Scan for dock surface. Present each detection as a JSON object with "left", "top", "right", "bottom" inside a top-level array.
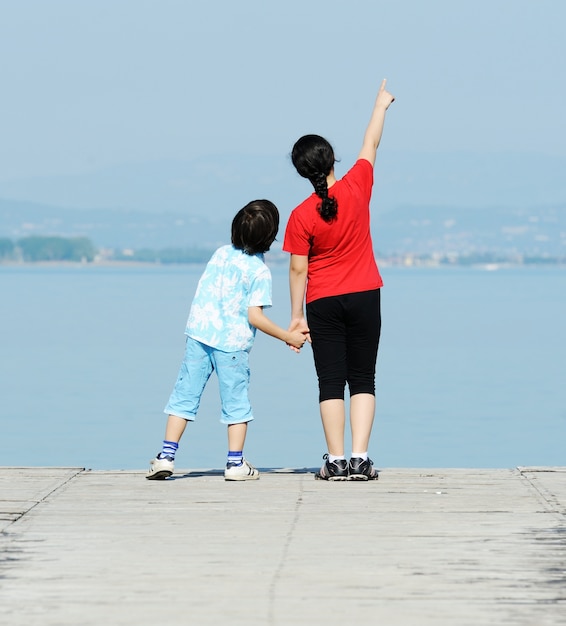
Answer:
[{"left": 1, "top": 467, "right": 565, "bottom": 625}]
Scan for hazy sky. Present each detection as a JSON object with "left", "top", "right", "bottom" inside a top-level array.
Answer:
[{"left": 1, "top": 0, "right": 565, "bottom": 182}]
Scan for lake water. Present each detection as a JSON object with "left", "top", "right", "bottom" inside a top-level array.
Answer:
[{"left": 0, "top": 263, "right": 565, "bottom": 470}]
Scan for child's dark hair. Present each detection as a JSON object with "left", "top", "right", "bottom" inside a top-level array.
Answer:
[
  {"left": 231, "top": 199, "right": 280, "bottom": 255},
  {"left": 291, "top": 134, "right": 338, "bottom": 222}
]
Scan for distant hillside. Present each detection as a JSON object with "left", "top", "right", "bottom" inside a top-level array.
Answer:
[
  {"left": 375, "top": 204, "right": 566, "bottom": 256},
  {"left": 1, "top": 197, "right": 564, "bottom": 258},
  {"left": 1, "top": 149, "right": 565, "bottom": 256},
  {"left": 0, "top": 198, "right": 226, "bottom": 249},
  {"left": 1, "top": 151, "right": 565, "bottom": 218}
]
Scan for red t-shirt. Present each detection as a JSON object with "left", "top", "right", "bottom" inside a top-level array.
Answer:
[{"left": 283, "top": 158, "right": 383, "bottom": 304}]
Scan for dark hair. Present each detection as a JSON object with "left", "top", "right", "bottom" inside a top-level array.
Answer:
[
  {"left": 291, "top": 134, "right": 338, "bottom": 222},
  {"left": 231, "top": 199, "right": 279, "bottom": 255}
]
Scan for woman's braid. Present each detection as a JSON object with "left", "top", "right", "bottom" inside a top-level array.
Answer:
[{"left": 312, "top": 172, "right": 337, "bottom": 222}]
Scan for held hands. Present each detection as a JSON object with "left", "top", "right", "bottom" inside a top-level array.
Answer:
[
  {"left": 286, "top": 317, "right": 311, "bottom": 353},
  {"left": 287, "top": 329, "right": 308, "bottom": 352},
  {"left": 376, "top": 78, "right": 395, "bottom": 110}
]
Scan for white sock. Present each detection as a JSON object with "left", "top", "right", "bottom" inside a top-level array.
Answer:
[
  {"left": 328, "top": 454, "right": 345, "bottom": 463},
  {"left": 351, "top": 452, "right": 368, "bottom": 461}
]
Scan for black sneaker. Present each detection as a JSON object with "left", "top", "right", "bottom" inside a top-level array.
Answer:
[
  {"left": 314, "top": 454, "right": 349, "bottom": 481},
  {"left": 348, "top": 457, "right": 379, "bottom": 481}
]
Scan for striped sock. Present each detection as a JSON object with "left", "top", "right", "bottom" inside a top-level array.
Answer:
[
  {"left": 159, "top": 440, "right": 179, "bottom": 460},
  {"left": 227, "top": 450, "right": 243, "bottom": 467}
]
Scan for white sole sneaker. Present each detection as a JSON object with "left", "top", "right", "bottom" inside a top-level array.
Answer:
[
  {"left": 224, "top": 458, "right": 260, "bottom": 481},
  {"left": 146, "top": 456, "right": 174, "bottom": 480}
]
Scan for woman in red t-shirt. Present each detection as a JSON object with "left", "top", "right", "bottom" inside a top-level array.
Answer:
[{"left": 283, "top": 79, "right": 395, "bottom": 481}]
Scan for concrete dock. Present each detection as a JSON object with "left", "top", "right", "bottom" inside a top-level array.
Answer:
[{"left": 1, "top": 467, "right": 565, "bottom": 625}]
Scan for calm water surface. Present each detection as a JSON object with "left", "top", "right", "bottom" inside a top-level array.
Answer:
[{"left": 0, "top": 264, "right": 564, "bottom": 470}]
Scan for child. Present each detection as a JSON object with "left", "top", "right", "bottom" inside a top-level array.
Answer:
[{"left": 147, "top": 199, "right": 307, "bottom": 481}]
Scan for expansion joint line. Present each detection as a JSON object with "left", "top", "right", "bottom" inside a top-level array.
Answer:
[
  {"left": 6, "top": 468, "right": 87, "bottom": 529},
  {"left": 518, "top": 468, "right": 565, "bottom": 522},
  {"left": 266, "top": 475, "right": 305, "bottom": 625}
]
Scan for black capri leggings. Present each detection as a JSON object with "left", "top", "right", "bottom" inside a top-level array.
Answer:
[{"left": 306, "top": 289, "right": 381, "bottom": 403}]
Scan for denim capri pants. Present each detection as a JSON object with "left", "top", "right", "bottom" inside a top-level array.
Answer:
[{"left": 164, "top": 336, "right": 253, "bottom": 425}]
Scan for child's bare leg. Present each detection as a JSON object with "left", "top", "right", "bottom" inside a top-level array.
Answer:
[
  {"left": 165, "top": 414, "right": 189, "bottom": 443},
  {"left": 349, "top": 393, "right": 375, "bottom": 454},
  {"left": 224, "top": 421, "right": 258, "bottom": 479},
  {"left": 227, "top": 422, "right": 248, "bottom": 451},
  {"left": 319, "top": 399, "right": 346, "bottom": 456},
  {"left": 147, "top": 414, "right": 188, "bottom": 480}
]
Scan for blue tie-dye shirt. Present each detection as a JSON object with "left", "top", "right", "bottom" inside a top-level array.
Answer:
[{"left": 186, "top": 245, "right": 272, "bottom": 352}]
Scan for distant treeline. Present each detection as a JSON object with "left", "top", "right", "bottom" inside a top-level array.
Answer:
[
  {"left": 0, "top": 236, "right": 96, "bottom": 262},
  {"left": 0, "top": 236, "right": 215, "bottom": 264}
]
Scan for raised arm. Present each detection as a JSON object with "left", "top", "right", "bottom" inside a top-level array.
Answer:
[{"left": 357, "top": 79, "right": 395, "bottom": 167}]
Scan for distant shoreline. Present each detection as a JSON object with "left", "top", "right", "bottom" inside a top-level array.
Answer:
[
  {"left": 3, "top": 235, "right": 565, "bottom": 268},
  {"left": 1, "top": 259, "right": 565, "bottom": 270}
]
